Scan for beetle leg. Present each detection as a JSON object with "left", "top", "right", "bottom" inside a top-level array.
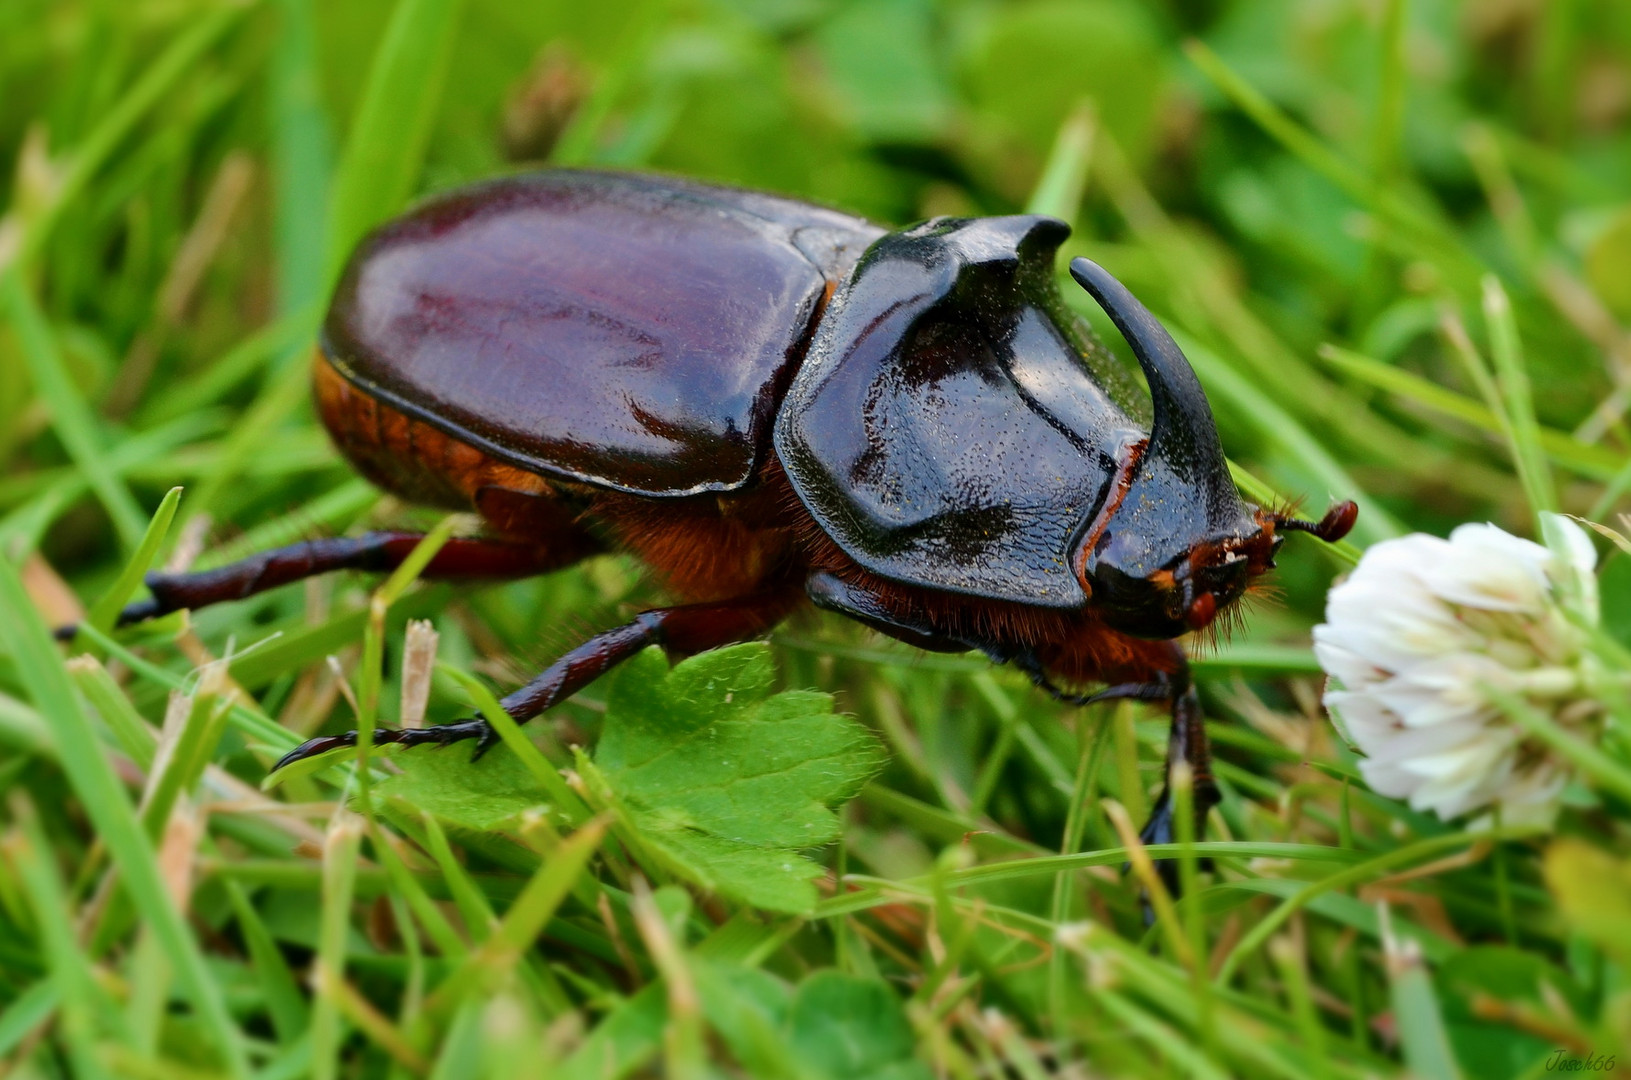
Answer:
[
  {"left": 805, "top": 572, "right": 973, "bottom": 653},
  {"left": 272, "top": 589, "right": 801, "bottom": 771},
  {"left": 1011, "top": 650, "right": 1176, "bottom": 708},
  {"left": 54, "top": 529, "right": 602, "bottom": 640},
  {"left": 1021, "top": 654, "right": 1218, "bottom": 907},
  {"left": 1138, "top": 676, "right": 1221, "bottom": 902}
]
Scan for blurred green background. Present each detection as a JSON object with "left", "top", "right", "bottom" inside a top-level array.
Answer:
[{"left": 4, "top": 0, "right": 1631, "bottom": 1076}]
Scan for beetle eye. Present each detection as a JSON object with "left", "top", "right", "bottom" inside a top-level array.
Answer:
[{"left": 1185, "top": 592, "right": 1216, "bottom": 631}]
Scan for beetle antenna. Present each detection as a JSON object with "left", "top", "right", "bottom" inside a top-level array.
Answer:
[{"left": 1273, "top": 500, "right": 1358, "bottom": 544}]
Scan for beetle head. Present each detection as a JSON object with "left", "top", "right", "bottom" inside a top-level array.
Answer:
[
  {"left": 1066, "top": 258, "right": 1360, "bottom": 637},
  {"left": 1067, "top": 258, "right": 1274, "bottom": 638}
]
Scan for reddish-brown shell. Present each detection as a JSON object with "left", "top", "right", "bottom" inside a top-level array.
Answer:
[{"left": 322, "top": 169, "right": 883, "bottom": 497}]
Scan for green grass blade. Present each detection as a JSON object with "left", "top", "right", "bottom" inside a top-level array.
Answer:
[
  {"left": 1269, "top": 937, "right": 1331, "bottom": 1080},
  {"left": 8, "top": 798, "right": 118, "bottom": 1080},
  {"left": 72, "top": 622, "right": 302, "bottom": 768},
  {"left": 186, "top": 357, "right": 314, "bottom": 525},
  {"left": 1318, "top": 344, "right": 1621, "bottom": 481},
  {"left": 1025, "top": 102, "right": 1095, "bottom": 221},
  {"left": 1175, "top": 329, "right": 1402, "bottom": 543},
  {"left": 813, "top": 841, "right": 1368, "bottom": 920},
  {"left": 268, "top": 0, "right": 332, "bottom": 321},
  {"left": 232, "top": 583, "right": 450, "bottom": 694},
  {"left": 197, "top": 478, "right": 377, "bottom": 569},
  {"left": 418, "top": 812, "right": 499, "bottom": 941},
  {"left": 6, "top": 4, "right": 248, "bottom": 269},
  {"left": 1589, "top": 453, "right": 1631, "bottom": 520},
  {"left": 84, "top": 486, "right": 181, "bottom": 638},
  {"left": 0, "top": 979, "right": 59, "bottom": 1058},
  {"left": 1191, "top": 644, "right": 1321, "bottom": 675},
  {"left": 368, "top": 823, "right": 470, "bottom": 959},
  {"left": 0, "top": 413, "right": 220, "bottom": 542},
  {"left": 1090, "top": 991, "right": 1232, "bottom": 1080},
  {"left": 68, "top": 655, "right": 159, "bottom": 770},
  {"left": 0, "top": 554, "right": 251, "bottom": 1077},
  {"left": 1, "top": 272, "right": 147, "bottom": 548},
  {"left": 222, "top": 879, "right": 310, "bottom": 1042},
  {"left": 312, "top": 812, "right": 364, "bottom": 1080},
  {"left": 143, "top": 304, "right": 321, "bottom": 422},
  {"left": 1369, "top": 0, "right": 1407, "bottom": 187},
  {"left": 438, "top": 664, "right": 591, "bottom": 826},
  {"left": 426, "top": 818, "right": 607, "bottom": 1011},
  {"left": 1381, "top": 905, "right": 1463, "bottom": 1080},
  {"left": 1213, "top": 826, "right": 1544, "bottom": 985},
  {"left": 139, "top": 675, "right": 232, "bottom": 841},
  {"left": 1483, "top": 276, "right": 1558, "bottom": 516},
  {"left": 1183, "top": 39, "right": 1477, "bottom": 283}
]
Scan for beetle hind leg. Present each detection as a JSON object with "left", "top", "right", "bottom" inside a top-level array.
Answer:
[{"left": 54, "top": 529, "right": 603, "bottom": 641}]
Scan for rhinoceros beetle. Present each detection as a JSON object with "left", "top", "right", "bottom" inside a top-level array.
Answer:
[{"left": 87, "top": 170, "right": 1355, "bottom": 867}]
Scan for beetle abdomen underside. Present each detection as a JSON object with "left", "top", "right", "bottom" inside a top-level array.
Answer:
[{"left": 322, "top": 170, "right": 882, "bottom": 497}]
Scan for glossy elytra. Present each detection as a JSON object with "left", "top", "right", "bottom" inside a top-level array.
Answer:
[{"left": 77, "top": 170, "right": 1356, "bottom": 884}]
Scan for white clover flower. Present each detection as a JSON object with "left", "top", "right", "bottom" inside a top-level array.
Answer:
[{"left": 1313, "top": 514, "right": 1601, "bottom": 827}]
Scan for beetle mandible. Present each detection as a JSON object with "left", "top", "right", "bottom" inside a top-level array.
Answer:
[{"left": 88, "top": 170, "right": 1356, "bottom": 863}]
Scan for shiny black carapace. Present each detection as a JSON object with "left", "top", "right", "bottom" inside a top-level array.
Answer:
[{"left": 92, "top": 170, "right": 1356, "bottom": 858}]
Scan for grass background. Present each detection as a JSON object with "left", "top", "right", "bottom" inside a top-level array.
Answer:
[{"left": 3, "top": 0, "right": 1631, "bottom": 1075}]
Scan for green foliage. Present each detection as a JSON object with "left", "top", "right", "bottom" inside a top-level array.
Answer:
[
  {"left": 4, "top": 0, "right": 1631, "bottom": 1075},
  {"left": 583, "top": 644, "right": 885, "bottom": 912},
  {"left": 376, "top": 738, "right": 556, "bottom": 834},
  {"left": 785, "top": 972, "right": 929, "bottom": 1080},
  {"left": 380, "top": 644, "right": 884, "bottom": 912}
]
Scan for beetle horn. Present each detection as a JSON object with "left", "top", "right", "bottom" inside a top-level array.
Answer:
[
  {"left": 1067, "top": 258, "right": 1254, "bottom": 575},
  {"left": 1070, "top": 256, "right": 1242, "bottom": 483},
  {"left": 1068, "top": 258, "right": 1227, "bottom": 481}
]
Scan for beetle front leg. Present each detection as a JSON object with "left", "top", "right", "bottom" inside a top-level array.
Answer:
[
  {"left": 1139, "top": 680, "right": 1220, "bottom": 855},
  {"left": 273, "top": 589, "right": 801, "bottom": 771},
  {"left": 1058, "top": 658, "right": 1218, "bottom": 902}
]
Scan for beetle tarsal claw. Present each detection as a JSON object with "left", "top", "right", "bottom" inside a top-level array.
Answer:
[
  {"left": 273, "top": 733, "right": 357, "bottom": 772},
  {"left": 468, "top": 723, "right": 502, "bottom": 762},
  {"left": 272, "top": 718, "right": 499, "bottom": 770}
]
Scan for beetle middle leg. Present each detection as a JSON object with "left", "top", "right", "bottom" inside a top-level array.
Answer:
[{"left": 274, "top": 588, "right": 802, "bottom": 770}]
